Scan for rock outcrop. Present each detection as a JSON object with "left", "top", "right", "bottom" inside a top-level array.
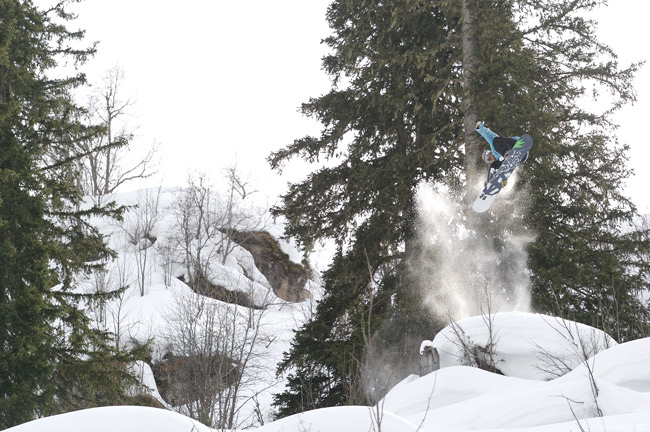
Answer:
[{"left": 228, "top": 230, "right": 311, "bottom": 302}]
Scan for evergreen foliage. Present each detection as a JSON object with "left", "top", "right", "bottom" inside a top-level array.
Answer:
[
  {"left": 0, "top": 1, "right": 144, "bottom": 427},
  {"left": 270, "top": 0, "right": 461, "bottom": 415},
  {"left": 458, "top": 0, "right": 650, "bottom": 337},
  {"left": 505, "top": 0, "right": 650, "bottom": 339},
  {"left": 270, "top": 0, "right": 650, "bottom": 417}
]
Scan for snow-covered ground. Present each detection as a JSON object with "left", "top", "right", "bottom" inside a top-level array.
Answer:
[
  {"left": 7, "top": 188, "right": 650, "bottom": 431},
  {"left": 254, "top": 315, "right": 650, "bottom": 432},
  {"left": 10, "top": 312, "right": 650, "bottom": 431}
]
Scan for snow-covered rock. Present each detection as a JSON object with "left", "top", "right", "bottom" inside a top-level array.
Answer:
[{"left": 425, "top": 312, "right": 616, "bottom": 380}]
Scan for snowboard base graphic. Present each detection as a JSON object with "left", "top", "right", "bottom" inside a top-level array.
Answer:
[{"left": 472, "top": 134, "right": 533, "bottom": 213}]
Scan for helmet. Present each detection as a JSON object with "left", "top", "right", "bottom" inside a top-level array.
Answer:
[{"left": 482, "top": 150, "right": 492, "bottom": 164}]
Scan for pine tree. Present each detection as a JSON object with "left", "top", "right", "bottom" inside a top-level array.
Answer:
[
  {"left": 270, "top": 0, "right": 461, "bottom": 413},
  {"left": 270, "top": 0, "right": 650, "bottom": 416},
  {"left": 471, "top": 0, "right": 650, "bottom": 339},
  {"left": 0, "top": 1, "right": 143, "bottom": 427}
]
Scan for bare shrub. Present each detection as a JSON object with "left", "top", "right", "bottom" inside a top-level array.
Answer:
[
  {"left": 122, "top": 188, "right": 162, "bottom": 296},
  {"left": 160, "top": 281, "right": 273, "bottom": 429},
  {"left": 168, "top": 170, "right": 268, "bottom": 303},
  {"left": 532, "top": 316, "right": 613, "bottom": 379},
  {"left": 443, "top": 286, "right": 503, "bottom": 375},
  {"left": 86, "top": 251, "right": 138, "bottom": 350},
  {"left": 77, "top": 66, "right": 158, "bottom": 204}
]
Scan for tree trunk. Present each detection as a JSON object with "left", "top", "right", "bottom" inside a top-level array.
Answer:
[
  {"left": 461, "top": 0, "right": 481, "bottom": 197},
  {"left": 0, "top": 65, "right": 8, "bottom": 106}
]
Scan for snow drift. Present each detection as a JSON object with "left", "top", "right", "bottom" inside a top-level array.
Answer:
[{"left": 9, "top": 312, "right": 650, "bottom": 432}]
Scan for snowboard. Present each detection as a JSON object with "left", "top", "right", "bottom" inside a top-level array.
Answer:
[{"left": 472, "top": 134, "right": 533, "bottom": 213}]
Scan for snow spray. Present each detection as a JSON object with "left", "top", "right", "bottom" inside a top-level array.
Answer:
[{"left": 411, "top": 181, "right": 533, "bottom": 321}]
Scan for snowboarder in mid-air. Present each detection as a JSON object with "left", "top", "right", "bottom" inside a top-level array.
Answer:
[
  {"left": 471, "top": 121, "right": 533, "bottom": 213},
  {"left": 476, "top": 121, "right": 529, "bottom": 186}
]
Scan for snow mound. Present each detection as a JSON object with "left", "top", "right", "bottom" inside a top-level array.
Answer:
[
  {"left": 381, "top": 366, "right": 541, "bottom": 417},
  {"left": 425, "top": 312, "right": 616, "bottom": 380},
  {"left": 255, "top": 405, "right": 421, "bottom": 432},
  {"left": 5, "top": 406, "right": 211, "bottom": 432},
  {"left": 388, "top": 369, "right": 650, "bottom": 430},
  {"left": 8, "top": 314, "right": 650, "bottom": 432},
  {"left": 559, "top": 336, "right": 650, "bottom": 391}
]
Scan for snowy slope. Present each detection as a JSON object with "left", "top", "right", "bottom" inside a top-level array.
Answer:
[{"left": 77, "top": 188, "right": 325, "bottom": 427}]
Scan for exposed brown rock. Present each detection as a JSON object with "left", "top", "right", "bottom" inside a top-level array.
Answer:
[
  {"left": 151, "top": 352, "right": 241, "bottom": 406},
  {"left": 228, "top": 230, "right": 311, "bottom": 302},
  {"left": 132, "top": 393, "right": 167, "bottom": 409},
  {"left": 187, "top": 271, "right": 261, "bottom": 309}
]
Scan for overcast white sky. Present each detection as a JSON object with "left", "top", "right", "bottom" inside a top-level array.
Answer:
[{"left": 64, "top": 0, "right": 650, "bottom": 210}]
